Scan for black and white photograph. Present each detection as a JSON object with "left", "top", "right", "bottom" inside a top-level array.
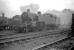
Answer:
[{"left": 0, "top": 0, "right": 73, "bottom": 50}]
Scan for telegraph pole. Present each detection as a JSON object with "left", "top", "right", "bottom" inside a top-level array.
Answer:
[{"left": 71, "top": 13, "right": 74, "bottom": 37}]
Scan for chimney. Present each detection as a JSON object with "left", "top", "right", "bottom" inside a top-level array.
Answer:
[
  {"left": 27, "top": 9, "right": 30, "bottom": 13},
  {"left": 2, "top": 13, "right": 5, "bottom": 17},
  {"left": 37, "top": 11, "right": 41, "bottom": 15}
]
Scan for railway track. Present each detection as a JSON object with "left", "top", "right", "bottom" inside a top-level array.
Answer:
[
  {"left": 0, "top": 32, "right": 60, "bottom": 43},
  {"left": 36, "top": 37, "right": 74, "bottom": 50},
  {"left": 0, "top": 29, "right": 70, "bottom": 48}
]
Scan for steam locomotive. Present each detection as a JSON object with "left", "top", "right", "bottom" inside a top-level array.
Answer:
[{"left": 0, "top": 24, "right": 38, "bottom": 33}]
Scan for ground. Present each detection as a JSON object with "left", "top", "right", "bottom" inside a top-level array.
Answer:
[{"left": 0, "top": 31, "right": 67, "bottom": 50}]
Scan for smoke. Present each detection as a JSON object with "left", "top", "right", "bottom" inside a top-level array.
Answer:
[
  {"left": 45, "top": 9, "right": 73, "bottom": 29},
  {"left": 20, "top": 4, "right": 39, "bottom": 13}
]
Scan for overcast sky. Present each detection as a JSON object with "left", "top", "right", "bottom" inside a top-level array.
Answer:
[{"left": 0, "top": 0, "right": 73, "bottom": 18}]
